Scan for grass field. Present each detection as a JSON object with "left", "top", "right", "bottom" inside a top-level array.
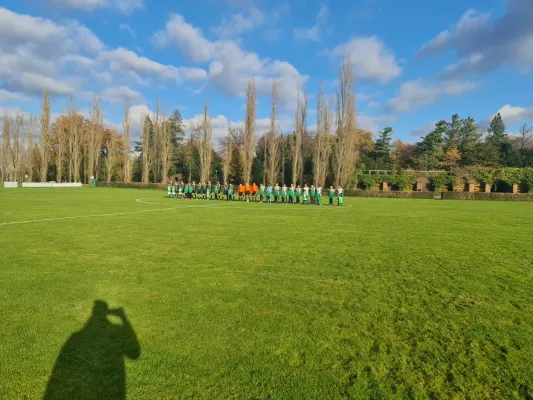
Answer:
[{"left": 1, "top": 187, "right": 532, "bottom": 399}]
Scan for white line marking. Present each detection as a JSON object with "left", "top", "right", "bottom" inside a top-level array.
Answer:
[
  {"left": 136, "top": 198, "right": 352, "bottom": 210},
  {"left": 1, "top": 198, "right": 351, "bottom": 227},
  {"left": 0, "top": 203, "right": 219, "bottom": 227}
]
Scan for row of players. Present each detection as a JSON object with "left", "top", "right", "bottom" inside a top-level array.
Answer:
[{"left": 167, "top": 182, "right": 345, "bottom": 205}]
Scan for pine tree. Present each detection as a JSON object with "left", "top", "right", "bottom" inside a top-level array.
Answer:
[
  {"left": 374, "top": 126, "right": 393, "bottom": 167},
  {"left": 444, "top": 114, "right": 461, "bottom": 150},
  {"left": 486, "top": 113, "right": 507, "bottom": 147},
  {"left": 458, "top": 117, "right": 481, "bottom": 166},
  {"left": 414, "top": 120, "right": 446, "bottom": 170}
]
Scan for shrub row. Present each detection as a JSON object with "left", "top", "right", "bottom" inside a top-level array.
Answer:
[
  {"left": 347, "top": 190, "right": 435, "bottom": 199},
  {"left": 357, "top": 168, "right": 533, "bottom": 193},
  {"left": 97, "top": 182, "right": 166, "bottom": 190},
  {"left": 441, "top": 192, "right": 533, "bottom": 201}
]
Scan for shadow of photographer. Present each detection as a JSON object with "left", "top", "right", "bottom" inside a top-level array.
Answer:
[{"left": 44, "top": 300, "right": 140, "bottom": 400}]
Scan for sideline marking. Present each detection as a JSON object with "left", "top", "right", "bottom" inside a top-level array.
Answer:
[
  {"left": 0, "top": 203, "right": 220, "bottom": 227},
  {"left": 135, "top": 197, "right": 352, "bottom": 210},
  {"left": 0, "top": 199, "right": 351, "bottom": 227}
]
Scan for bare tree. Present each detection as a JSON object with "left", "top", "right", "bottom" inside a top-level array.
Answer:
[
  {"left": 334, "top": 58, "right": 359, "bottom": 187},
  {"left": 12, "top": 115, "right": 22, "bottom": 181},
  {"left": 198, "top": 102, "right": 213, "bottom": 183},
  {"left": 243, "top": 79, "right": 256, "bottom": 183},
  {"left": 314, "top": 82, "right": 333, "bottom": 187},
  {"left": 39, "top": 89, "right": 51, "bottom": 182},
  {"left": 222, "top": 124, "right": 233, "bottom": 184},
  {"left": 68, "top": 100, "right": 82, "bottom": 183},
  {"left": 123, "top": 99, "right": 131, "bottom": 183},
  {"left": 518, "top": 123, "right": 533, "bottom": 149},
  {"left": 106, "top": 127, "right": 116, "bottom": 183},
  {"left": 1, "top": 114, "right": 11, "bottom": 181},
  {"left": 141, "top": 114, "right": 150, "bottom": 184},
  {"left": 266, "top": 80, "right": 280, "bottom": 185},
  {"left": 88, "top": 95, "right": 104, "bottom": 183},
  {"left": 149, "top": 100, "right": 162, "bottom": 182},
  {"left": 292, "top": 84, "right": 307, "bottom": 185},
  {"left": 160, "top": 105, "right": 172, "bottom": 183},
  {"left": 27, "top": 115, "right": 36, "bottom": 182},
  {"left": 55, "top": 111, "right": 67, "bottom": 183}
]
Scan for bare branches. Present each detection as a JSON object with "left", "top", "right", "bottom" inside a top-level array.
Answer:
[
  {"left": 141, "top": 113, "right": 149, "bottom": 184},
  {"left": 334, "top": 58, "right": 359, "bottom": 187},
  {"left": 222, "top": 124, "right": 233, "bottom": 184},
  {"left": 198, "top": 101, "right": 213, "bottom": 183},
  {"left": 88, "top": 94, "right": 104, "bottom": 182},
  {"left": 1, "top": 114, "right": 11, "bottom": 181},
  {"left": 292, "top": 84, "right": 307, "bottom": 185},
  {"left": 518, "top": 123, "right": 533, "bottom": 150},
  {"left": 39, "top": 89, "right": 51, "bottom": 182},
  {"left": 160, "top": 104, "right": 172, "bottom": 183},
  {"left": 27, "top": 115, "right": 35, "bottom": 182},
  {"left": 244, "top": 79, "right": 256, "bottom": 183},
  {"left": 123, "top": 98, "right": 131, "bottom": 183},
  {"left": 266, "top": 80, "right": 280, "bottom": 185},
  {"left": 314, "top": 81, "right": 333, "bottom": 187}
]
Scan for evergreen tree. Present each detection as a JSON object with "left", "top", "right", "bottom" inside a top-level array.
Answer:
[
  {"left": 486, "top": 113, "right": 507, "bottom": 147},
  {"left": 414, "top": 121, "right": 446, "bottom": 170},
  {"left": 444, "top": 114, "right": 461, "bottom": 150},
  {"left": 457, "top": 117, "right": 481, "bottom": 166},
  {"left": 373, "top": 126, "right": 393, "bottom": 168}
]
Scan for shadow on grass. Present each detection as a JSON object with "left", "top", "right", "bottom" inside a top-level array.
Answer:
[{"left": 43, "top": 300, "right": 140, "bottom": 400}]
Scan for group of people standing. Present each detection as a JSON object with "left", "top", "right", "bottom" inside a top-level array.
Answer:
[{"left": 167, "top": 182, "right": 345, "bottom": 206}]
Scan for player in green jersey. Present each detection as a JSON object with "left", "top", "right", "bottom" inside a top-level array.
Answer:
[
  {"left": 288, "top": 185, "right": 295, "bottom": 204},
  {"left": 328, "top": 186, "right": 335, "bottom": 206},
  {"left": 337, "top": 187, "right": 344, "bottom": 205},
  {"left": 273, "top": 184, "right": 280, "bottom": 203},
  {"left": 265, "top": 186, "right": 272, "bottom": 203},
  {"left": 259, "top": 184, "right": 265, "bottom": 202}
]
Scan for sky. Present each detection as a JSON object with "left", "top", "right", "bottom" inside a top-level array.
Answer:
[{"left": 1, "top": 0, "right": 533, "bottom": 143}]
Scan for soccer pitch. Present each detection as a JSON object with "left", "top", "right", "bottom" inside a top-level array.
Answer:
[{"left": 1, "top": 187, "right": 532, "bottom": 399}]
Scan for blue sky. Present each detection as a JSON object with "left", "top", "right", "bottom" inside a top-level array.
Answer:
[{"left": 1, "top": 0, "right": 532, "bottom": 142}]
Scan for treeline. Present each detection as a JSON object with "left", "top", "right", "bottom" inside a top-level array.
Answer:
[
  {"left": 360, "top": 113, "right": 533, "bottom": 172},
  {"left": 1, "top": 59, "right": 532, "bottom": 187}
]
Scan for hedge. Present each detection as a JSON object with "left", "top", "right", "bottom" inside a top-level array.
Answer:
[
  {"left": 97, "top": 182, "right": 167, "bottom": 190},
  {"left": 348, "top": 190, "right": 435, "bottom": 199},
  {"left": 441, "top": 192, "right": 533, "bottom": 201}
]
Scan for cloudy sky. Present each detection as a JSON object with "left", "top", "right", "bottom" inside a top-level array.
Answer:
[{"left": 1, "top": 0, "right": 532, "bottom": 142}]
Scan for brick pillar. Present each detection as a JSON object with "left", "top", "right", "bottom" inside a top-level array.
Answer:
[
  {"left": 512, "top": 184, "right": 519, "bottom": 194},
  {"left": 382, "top": 181, "right": 389, "bottom": 191},
  {"left": 484, "top": 183, "right": 491, "bottom": 193},
  {"left": 468, "top": 183, "right": 475, "bottom": 193}
]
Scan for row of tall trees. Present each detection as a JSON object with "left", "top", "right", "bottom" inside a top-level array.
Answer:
[{"left": 2, "top": 59, "right": 532, "bottom": 188}]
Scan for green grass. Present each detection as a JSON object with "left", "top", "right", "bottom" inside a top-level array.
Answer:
[{"left": 1, "top": 187, "right": 532, "bottom": 399}]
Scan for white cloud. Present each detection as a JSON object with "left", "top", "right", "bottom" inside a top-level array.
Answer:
[
  {"left": 358, "top": 114, "right": 397, "bottom": 133},
  {"left": 119, "top": 23, "right": 136, "bottom": 39},
  {"left": 152, "top": 14, "right": 214, "bottom": 63},
  {"left": 183, "top": 114, "right": 293, "bottom": 141},
  {"left": 387, "top": 79, "right": 479, "bottom": 113},
  {"left": 48, "top": 0, "right": 144, "bottom": 14},
  {"left": 410, "top": 121, "right": 437, "bottom": 137},
  {"left": 153, "top": 13, "right": 308, "bottom": 106},
  {"left": 293, "top": 5, "right": 330, "bottom": 42},
  {"left": 322, "top": 36, "right": 402, "bottom": 84},
  {"left": 418, "top": 0, "right": 533, "bottom": 78},
  {"left": 212, "top": 7, "right": 265, "bottom": 39},
  {"left": 490, "top": 105, "right": 533, "bottom": 125},
  {"left": 5, "top": 73, "right": 75, "bottom": 95},
  {"left": 101, "top": 48, "right": 207, "bottom": 83},
  {"left": 0, "top": 89, "right": 32, "bottom": 103},
  {"left": 102, "top": 86, "right": 143, "bottom": 103}
]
